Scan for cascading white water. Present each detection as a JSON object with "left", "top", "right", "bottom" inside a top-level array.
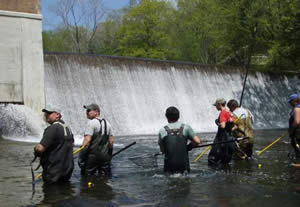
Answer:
[
  {"left": 43, "top": 54, "right": 300, "bottom": 137},
  {"left": 1, "top": 54, "right": 298, "bottom": 142},
  {"left": 0, "top": 104, "right": 44, "bottom": 142}
]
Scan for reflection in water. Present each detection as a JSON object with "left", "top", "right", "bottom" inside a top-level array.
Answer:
[{"left": 40, "top": 182, "right": 76, "bottom": 205}]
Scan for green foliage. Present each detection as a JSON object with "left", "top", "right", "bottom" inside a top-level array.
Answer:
[
  {"left": 91, "top": 11, "right": 124, "bottom": 55},
  {"left": 117, "top": 0, "right": 178, "bottom": 59},
  {"left": 43, "top": 0, "right": 300, "bottom": 72},
  {"left": 174, "top": 0, "right": 222, "bottom": 63},
  {"left": 266, "top": 0, "right": 300, "bottom": 71},
  {"left": 42, "top": 27, "right": 73, "bottom": 52}
]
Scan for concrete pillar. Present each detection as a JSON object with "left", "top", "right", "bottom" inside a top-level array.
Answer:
[{"left": 0, "top": 8, "right": 45, "bottom": 114}]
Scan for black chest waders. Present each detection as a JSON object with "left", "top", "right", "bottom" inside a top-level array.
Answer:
[
  {"left": 208, "top": 124, "right": 235, "bottom": 165},
  {"left": 289, "top": 114, "right": 300, "bottom": 158},
  {"left": 81, "top": 119, "right": 111, "bottom": 175},
  {"left": 163, "top": 124, "right": 190, "bottom": 173},
  {"left": 41, "top": 121, "right": 74, "bottom": 183}
]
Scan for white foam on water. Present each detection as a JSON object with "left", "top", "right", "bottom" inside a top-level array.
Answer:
[{"left": 0, "top": 104, "right": 44, "bottom": 142}]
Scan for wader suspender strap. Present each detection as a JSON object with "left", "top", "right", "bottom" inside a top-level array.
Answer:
[
  {"left": 97, "top": 119, "right": 108, "bottom": 145},
  {"left": 98, "top": 119, "right": 103, "bottom": 136},
  {"left": 164, "top": 124, "right": 184, "bottom": 136},
  {"left": 103, "top": 119, "right": 107, "bottom": 136},
  {"left": 179, "top": 124, "right": 184, "bottom": 136},
  {"left": 53, "top": 121, "right": 72, "bottom": 137}
]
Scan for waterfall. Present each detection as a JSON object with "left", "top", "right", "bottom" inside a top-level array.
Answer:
[
  {"left": 0, "top": 104, "right": 44, "bottom": 142},
  {"left": 42, "top": 53, "right": 299, "bottom": 137}
]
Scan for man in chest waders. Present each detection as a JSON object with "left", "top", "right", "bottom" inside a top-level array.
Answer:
[
  {"left": 288, "top": 94, "right": 300, "bottom": 159},
  {"left": 158, "top": 106, "right": 201, "bottom": 174},
  {"left": 34, "top": 108, "right": 74, "bottom": 184},
  {"left": 227, "top": 99, "right": 254, "bottom": 160},
  {"left": 208, "top": 98, "right": 234, "bottom": 165},
  {"left": 79, "top": 103, "right": 114, "bottom": 176}
]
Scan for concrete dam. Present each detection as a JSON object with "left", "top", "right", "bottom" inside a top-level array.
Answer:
[{"left": 41, "top": 53, "right": 299, "bottom": 137}]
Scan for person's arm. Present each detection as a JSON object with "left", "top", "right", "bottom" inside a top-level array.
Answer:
[
  {"left": 108, "top": 135, "right": 114, "bottom": 148},
  {"left": 158, "top": 132, "right": 165, "bottom": 153},
  {"left": 219, "top": 121, "right": 226, "bottom": 129},
  {"left": 34, "top": 125, "right": 56, "bottom": 156},
  {"left": 186, "top": 125, "right": 201, "bottom": 150},
  {"left": 294, "top": 107, "right": 300, "bottom": 127},
  {"left": 192, "top": 135, "right": 201, "bottom": 144},
  {"left": 82, "top": 119, "right": 96, "bottom": 147},
  {"left": 219, "top": 110, "right": 230, "bottom": 129},
  {"left": 82, "top": 135, "right": 92, "bottom": 146}
]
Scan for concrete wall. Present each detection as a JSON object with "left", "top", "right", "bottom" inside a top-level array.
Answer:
[{"left": 0, "top": 8, "right": 45, "bottom": 114}]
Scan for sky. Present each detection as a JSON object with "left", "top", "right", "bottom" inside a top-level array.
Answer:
[{"left": 41, "top": 0, "right": 130, "bottom": 31}]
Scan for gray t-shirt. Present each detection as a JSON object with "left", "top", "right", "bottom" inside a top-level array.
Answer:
[
  {"left": 84, "top": 118, "right": 113, "bottom": 136},
  {"left": 158, "top": 121, "right": 195, "bottom": 145}
]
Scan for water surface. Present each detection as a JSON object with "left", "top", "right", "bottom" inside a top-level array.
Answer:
[{"left": 0, "top": 129, "right": 299, "bottom": 207}]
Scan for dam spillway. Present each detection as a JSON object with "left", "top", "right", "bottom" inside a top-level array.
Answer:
[{"left": 43, "top": 53, "right": 299, "bottom": 136}]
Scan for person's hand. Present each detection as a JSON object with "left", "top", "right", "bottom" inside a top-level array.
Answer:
[{"left": 34, "top": 147, "right": 42, "bottom": 157}]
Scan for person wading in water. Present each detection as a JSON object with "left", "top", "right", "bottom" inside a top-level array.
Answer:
[
  {"left": 288, "top": 94, "right": 300, "bottom": 159},
  {"left": 34, "top": 107, "right": 74, "bottom": 184},
  {"left": 158, "top": 106, "right": 201, "bottom": 174},
  {"left": 227, "top": 99, "right": 254, "bottom": 160},
  {"left": 208, "top": 98, "right": 234, "bottom": 166},
  {"left": 78, "top": 103, "right": 114, "bottom": 176}
]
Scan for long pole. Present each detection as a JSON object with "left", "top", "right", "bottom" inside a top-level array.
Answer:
[
  {"left": 194, "top": 146, "right": 211, "bottom": 162},
  {"left": 240, "top": 65, "right": 250, "bottom": 106},
  {"left": 35, "top": 145, "right": 85, "bottom": 179},
  {"left": 192, "top": 137, "right": 248, "bottom": 149},
  {"left": 34, "top": 142, "right": 136, "bottom": 180},
  {"left": 112, "top": 141, "right": 136, "bottom": 158},
  {"left": 257, "top": 132, "right": 288, "bottom": 156}
]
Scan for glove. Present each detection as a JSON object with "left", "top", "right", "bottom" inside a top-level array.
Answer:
[{"left": 187, "top": 143, "right": 193, "bottom": 151}]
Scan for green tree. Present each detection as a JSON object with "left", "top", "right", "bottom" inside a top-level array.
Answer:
[
  {"left": 91, "top": 10, "right": 124, "bottom": 55},
  {"left": 174, "top": 0, "right": 221, "bottom": 64},
  {"left": 213, "top": 0, "right": 274, "bottom": 69},
  {"left": 266, "top": 0, "right": 300, "bottom": 72},
  {"left": 42, "top": 27, "right": 73, "bottom": 52},
  {"left": 117, "top": 0, "right": 178, "bottom": 60}
]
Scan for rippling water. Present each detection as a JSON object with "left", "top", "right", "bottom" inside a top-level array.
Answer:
[{"left": 0, "top": 129, "right": 300, "bottom": 207}]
